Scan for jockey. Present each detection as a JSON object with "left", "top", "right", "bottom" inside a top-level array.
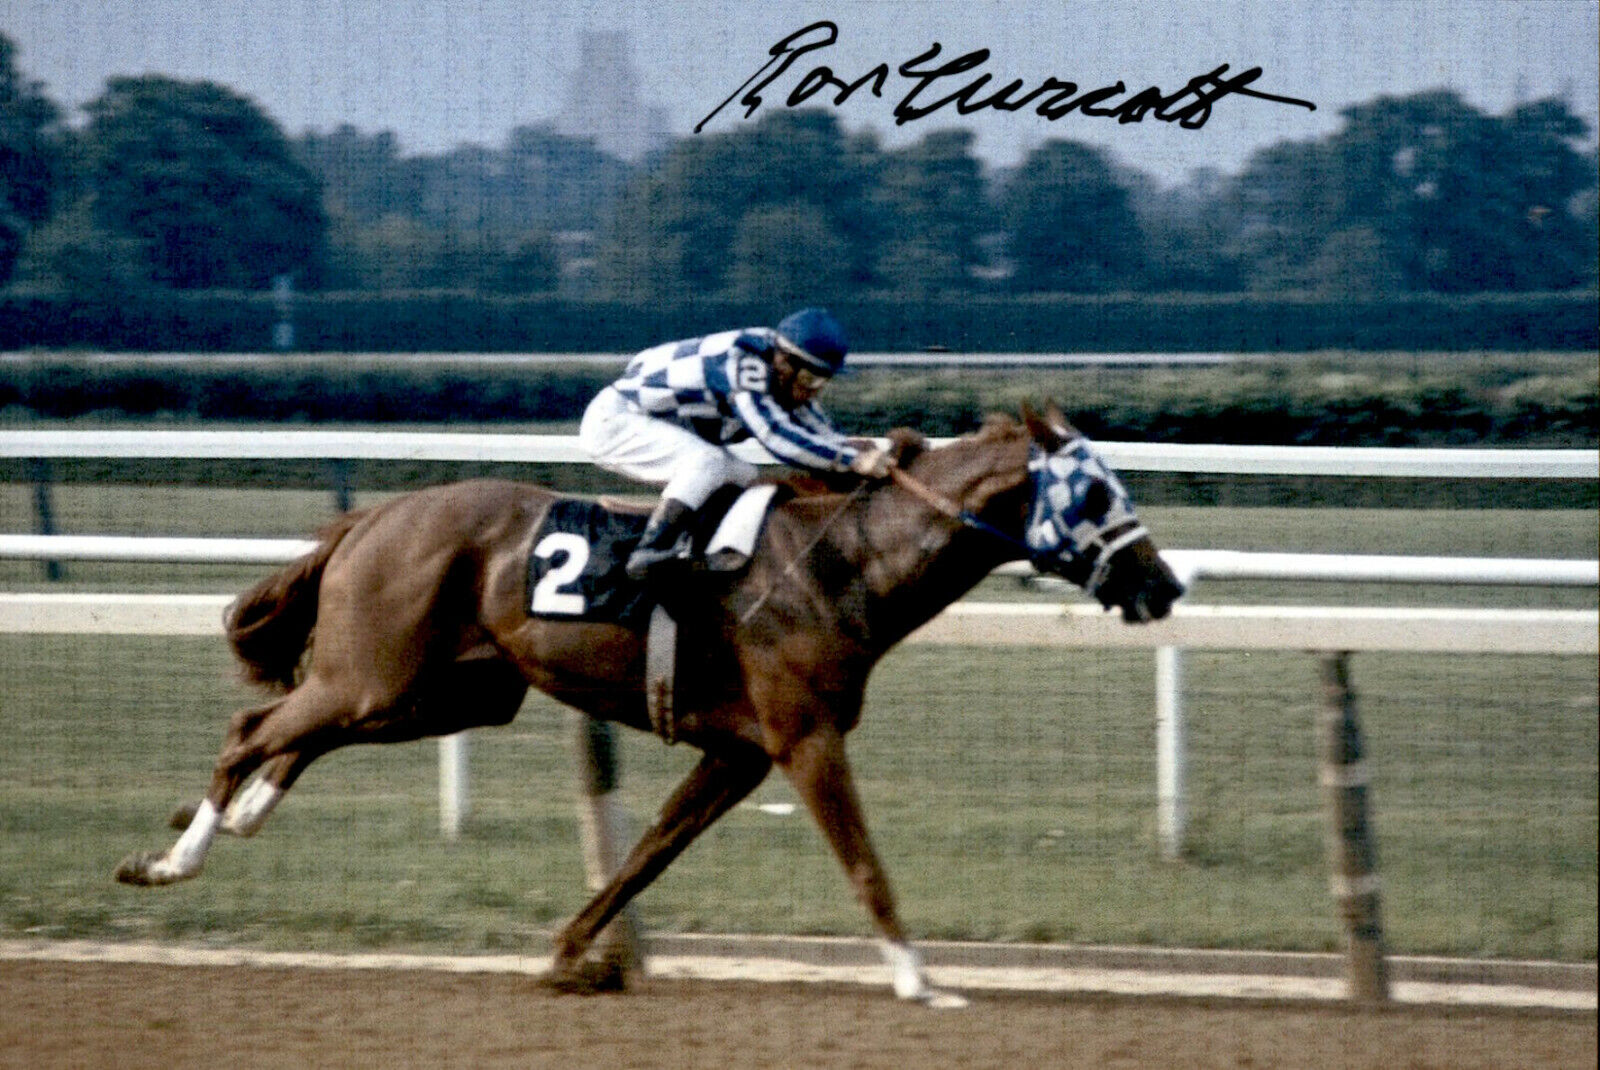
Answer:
[{"left": 579, "top": 307, "right": 893, "bottom": 580}]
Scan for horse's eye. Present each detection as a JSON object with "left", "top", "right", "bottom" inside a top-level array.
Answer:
[{"left": 1080, "top": 479, "right": 1112, "bottom": 520}]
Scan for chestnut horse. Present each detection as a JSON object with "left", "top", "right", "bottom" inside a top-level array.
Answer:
[{"left": 115, "top": 405, "right": 1183, "bottom": 1007}]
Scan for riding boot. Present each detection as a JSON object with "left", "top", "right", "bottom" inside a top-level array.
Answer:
[{"left": 626, "top": 497, "right": 696, "bottom": 580}]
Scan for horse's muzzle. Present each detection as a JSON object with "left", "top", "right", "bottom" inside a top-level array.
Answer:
[
  {"left": 1097, "top": 540, "right": 1185, "bottom": 624},
  {"left": 1121, "top": 571, "right": 1185, "bottom": 623}
]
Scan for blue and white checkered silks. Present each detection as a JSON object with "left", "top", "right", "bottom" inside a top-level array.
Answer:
[
  {"left": 610, "top": 328, "right": 859, "bottom": 473},
  {"left": 1024, "top": 438, "right": 1149, "bottom": 594}
]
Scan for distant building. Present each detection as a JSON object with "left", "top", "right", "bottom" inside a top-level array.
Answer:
[{"left": 554, "top": 31, "right": 670, "bottom": 162}]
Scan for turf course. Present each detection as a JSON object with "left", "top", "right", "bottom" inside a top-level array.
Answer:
[{"left": 0, "top": 485, "right": 1594, "bottom": 962}]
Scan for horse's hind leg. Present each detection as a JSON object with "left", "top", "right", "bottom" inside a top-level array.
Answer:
[
  {"left": 168, "top": 751, "right": 309, "bottom": 837},
  {"left": 116, "top": 680, "right": 352, "bottom": 886},
  {"left": 547, "top": 744, "right": 771, "bottom": 991}
]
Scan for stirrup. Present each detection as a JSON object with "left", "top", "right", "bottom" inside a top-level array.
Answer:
[{"left": 625, "top": 533, "right": 694, "bottom": 581}]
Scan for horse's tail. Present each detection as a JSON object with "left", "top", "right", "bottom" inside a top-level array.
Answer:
[{"left": 225, "top": 510, "right": 366, "bottom": 691}]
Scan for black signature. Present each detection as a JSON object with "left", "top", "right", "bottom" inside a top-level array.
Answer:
[{"left": 696, "top": 21, "right": 1316, "bottom": 133}]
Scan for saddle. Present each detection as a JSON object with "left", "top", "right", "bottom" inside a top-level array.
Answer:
[{"left": 525, "top": 484, "right": 784, "bottom": 743}]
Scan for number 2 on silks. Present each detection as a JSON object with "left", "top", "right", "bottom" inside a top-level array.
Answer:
[
  {"left": 735, "top": 354, "right": 768, "bottom": 392},
  {"left": 530, "top": 532, "right": 589, "bottom": 615}
]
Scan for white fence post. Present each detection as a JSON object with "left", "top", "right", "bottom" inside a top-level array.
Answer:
[
  {"left": 438, "top": 733, "right": 468, "bottom": 840},
  {"left": 1155, "top": 645, "right": 1186, "bottom": 861}
]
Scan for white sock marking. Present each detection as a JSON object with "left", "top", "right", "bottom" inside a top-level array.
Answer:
[
  {"left": 881, "top": 940, "right": 970, "bottom": 1009},
  {"left": 222, "top": 780, "right": 283, "bottom": 837},
  {"left": 151, "top": 799, "right": 219, "bottom": 880}
]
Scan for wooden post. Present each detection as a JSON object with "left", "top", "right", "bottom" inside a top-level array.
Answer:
[
  {"left": 30, "top": 460, "right": 62, "bottom": 582},
  {"left": 571, "top": 713, "right": 643, "bottom": 976},
  {"left": 328, "top": 459, "right": 354, "bottom": 513},
  {"left": 1318, "top": 652, "right": 1390, "bottom": 1002}
]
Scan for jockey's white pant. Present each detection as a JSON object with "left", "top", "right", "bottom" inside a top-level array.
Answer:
[{"left": 579, "top": 386, "right": 759, "bottom": 510}]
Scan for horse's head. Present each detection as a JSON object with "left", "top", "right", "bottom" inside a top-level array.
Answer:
[{"left": 1019, "top": 403, "right": 1185, "bottom": 623}]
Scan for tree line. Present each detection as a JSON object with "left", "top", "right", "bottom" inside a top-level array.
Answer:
[{"left": 3, "top": 32, "right": 1595, "bottom": 303}]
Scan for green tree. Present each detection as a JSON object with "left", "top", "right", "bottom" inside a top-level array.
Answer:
[
  {"left": 1226, "top": 90, "right": 1596, "bottom": 292},
  {"left": 12, "top": 196, "right": 145, "bottom": 294},
  {"left": 327, "top": 215, "right": 449, "bottom": 290},
  {"left": 488, "top": 231, "right": 559, "bottom": 294},
  {"left": 597, "top": 109, "right": 879, "bottom": 302},
  {"left": 80, "top": 76, "right": 326, "bottom": 289},
  {"left": 324, "top": 213, "right": 559, "bottom": 294},
  {"left": 0, "top": 33, "right": 64, "bottom": 285},
  {"left": 499, "top": 124, "right": 633, "bottom": 234},
  {"left": 870, "top": 130, "right": 988, "bottom": 296},
  {"left": 1000, "top": 140, "right": 1144, "bottom": 292},
  {"left": 1223, "top": 140, "right": 1351, "bottom": 291},
  {"left": 727, "top": 203, "right": 851, "bottom": 303},
  {"left": 1305, "top": 226, "right": 1407, "bottom": 294},
  {"left": 1132, "top": 167, "right": 1244, "bottom": 292},
  {"left": 296, "top": 125, "right": 420, "bottom": 223}
]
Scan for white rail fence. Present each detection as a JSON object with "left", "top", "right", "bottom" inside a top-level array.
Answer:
[
  {"left": 4, "top": 428, "right": 1596, "bottom": 477},
  {"left": 2, "top": 553, "right": 1594, "bottom": 857},
  {"left": 3, "top": 432, "right": 1597, "bottom": 860}
]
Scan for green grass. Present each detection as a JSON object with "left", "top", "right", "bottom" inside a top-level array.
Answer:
[
  {"left": 0, "top": 637, "right": 1593, "bottom": 959},
  {"left": 0, "top": 481, "right": 1595, "bottom": 960}
]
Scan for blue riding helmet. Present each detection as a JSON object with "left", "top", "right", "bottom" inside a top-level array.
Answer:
[{"left": 776, "top": 308, "right": 849, "bottom": 376}]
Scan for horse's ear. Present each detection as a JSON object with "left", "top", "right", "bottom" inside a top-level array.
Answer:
[
  {"left": 1044, "top": 401, "right": 1080, "bottom": 442},
  {"left": 1022, "top": 401, "right": 1065, "bottom": 451}
]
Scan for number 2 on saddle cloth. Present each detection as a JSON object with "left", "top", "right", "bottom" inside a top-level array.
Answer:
[{"left": 526, "top": 484, "right": 769, "bottom": 628}]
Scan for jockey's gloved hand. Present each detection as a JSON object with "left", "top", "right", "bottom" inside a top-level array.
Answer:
[{"left": 849, "top": 447, "right": 894, "bottom": 480}]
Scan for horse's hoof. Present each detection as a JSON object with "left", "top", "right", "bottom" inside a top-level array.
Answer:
[
  {"left": 168, "top": 800, "right": 201, "bottom": 830},
  {"left": 113, "top": 851, "right": 166, "bottom": 886},
  {"left": 918, "top": 989, "right": 970, "bottom": 1010},
  {"left": 541, "top": 957, "right": 629, "bottom": 995}
]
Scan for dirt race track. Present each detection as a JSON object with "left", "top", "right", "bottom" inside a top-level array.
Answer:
[{"left": 3, "top": 959, "right": 1594, "bottom": 1070}]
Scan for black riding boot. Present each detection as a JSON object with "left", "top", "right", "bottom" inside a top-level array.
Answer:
[{"left": 626, "top": 497, "right": 696, "bottom": 580}]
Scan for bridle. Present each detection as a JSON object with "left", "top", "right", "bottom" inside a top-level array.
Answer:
[
  {"left": 891, "top": 454, "right": 1146, "bottom": 601},
  {"left": 888, "top": 466, "right": 1030, "bottom": 553},
  {"left": 1076, "top": 518, "right": 1151, "bottom": 598}
]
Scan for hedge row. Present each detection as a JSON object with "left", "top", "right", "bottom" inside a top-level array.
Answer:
[
  {"left": 1, "top": 290, "right": 1596, "bottom": 352},
  {"left": 2, "top": 354, "right": 1594, "bottom": 447},
  {"left": 832, "top": 362, "right": 1600, "bottom": 446},
  {"left": 0, "top": 360, "right": 614, "bottom": 424}
]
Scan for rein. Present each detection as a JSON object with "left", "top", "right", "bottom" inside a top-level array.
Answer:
[
  {"left": 736, "top": 467, "right": 1021, "bottom": 630},
  {"left": 737, "top": 482, "right": 870, "bottom": 625},
  {"left": 889, "top": 467, "right": 1033, "bottom": 558}
]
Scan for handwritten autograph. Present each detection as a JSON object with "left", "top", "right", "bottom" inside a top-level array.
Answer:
[{"left": 697, "top": 21, "right": 1316, "bottom": 133}]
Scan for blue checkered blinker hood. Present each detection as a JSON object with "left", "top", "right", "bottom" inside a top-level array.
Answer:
[{"left": 1023, "top": 437, "right": 1147, "bottom": 587}]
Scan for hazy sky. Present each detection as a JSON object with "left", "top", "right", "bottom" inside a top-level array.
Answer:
[{"left": 6, "top": 0, "right": 1597, "bottom": 184}]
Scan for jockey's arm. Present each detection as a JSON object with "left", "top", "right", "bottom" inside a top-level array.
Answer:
[{"left": 727, "top": 389, "right": 863, "bottom": 474}]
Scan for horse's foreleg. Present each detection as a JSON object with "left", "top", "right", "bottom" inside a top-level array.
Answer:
[
  {"left": 779, "top": 725, "right": 968, "bottom": 1009},
  {"left": 546, "top": 745, "right": 770, "bottom": 990}
]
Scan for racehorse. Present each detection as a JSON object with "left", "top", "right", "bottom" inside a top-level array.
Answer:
[{"left": 115, "top": 404, "right": 1184, "bottom": 1007}]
